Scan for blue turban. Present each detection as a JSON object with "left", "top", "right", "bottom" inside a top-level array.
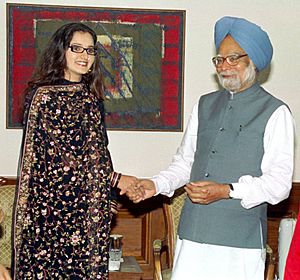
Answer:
[{"left": 214, "top": 16, "right": 273, "bottom": 71}]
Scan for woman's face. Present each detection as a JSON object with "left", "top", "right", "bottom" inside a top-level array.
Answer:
[{"left": 64, "top": 31, "right": 95, "bottom": 82}]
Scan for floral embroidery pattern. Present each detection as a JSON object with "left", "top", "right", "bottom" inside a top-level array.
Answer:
[{"left": 14, "top": 84, "right": 113, "bottom": 279}]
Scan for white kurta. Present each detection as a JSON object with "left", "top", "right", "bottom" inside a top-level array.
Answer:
[
  {"left": 152, "top": 101, "right": 294, "bottom": 280},
  {"left": 172, "top": 238, "right": 265, "bottom": 280}
]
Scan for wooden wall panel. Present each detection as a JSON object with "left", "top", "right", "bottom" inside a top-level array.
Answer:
[
  {"left": 111, "top": 195, "right": 164, "bottom": 280},
  {"left": 111, "top": 211, "right": 145, "bottom": 256}
]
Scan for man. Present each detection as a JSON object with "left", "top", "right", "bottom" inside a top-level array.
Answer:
[{"left": 129, "top": 16, "right": 294, "bottom": 280}]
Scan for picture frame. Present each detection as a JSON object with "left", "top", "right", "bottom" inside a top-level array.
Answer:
[{"left": 6, "top": 3, "right": 185, "bottom": 131}]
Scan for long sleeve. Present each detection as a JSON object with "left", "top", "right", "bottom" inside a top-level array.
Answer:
[
  {"left": 230, "top": 105, "right": 295, "bottom": 209},
  {"left": 152, "top": 102, "right": 199, "bottom": 196}
]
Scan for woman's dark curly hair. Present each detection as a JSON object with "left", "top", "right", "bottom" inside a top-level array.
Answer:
[{"left": 25, "top": 22, "right": 104, "bottom": 99}]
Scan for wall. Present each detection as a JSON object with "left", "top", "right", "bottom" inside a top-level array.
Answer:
[{"left": 1, "top": 0, "right": 299, "bottom": 180}]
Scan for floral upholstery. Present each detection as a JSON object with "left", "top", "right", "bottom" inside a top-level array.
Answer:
[{"left": 0, "top": 178, "right": 16, "bottom": 268}]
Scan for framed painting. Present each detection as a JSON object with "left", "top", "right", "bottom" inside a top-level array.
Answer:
[{"left": 6, "top": 3, "right": 185, "bottom": 131}]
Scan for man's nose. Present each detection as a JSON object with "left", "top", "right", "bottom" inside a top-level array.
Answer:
[{"left": 218, "top": 59, "right": 232, "bottom": 71}]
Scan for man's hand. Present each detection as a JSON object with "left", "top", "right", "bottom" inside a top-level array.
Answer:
[{"left": 184, "top": 181, "right": 230, "bottom": 204}]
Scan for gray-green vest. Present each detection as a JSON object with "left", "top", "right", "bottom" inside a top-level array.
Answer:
[{"left": 178, "top": 83, "right": 285, "bottom": 249}]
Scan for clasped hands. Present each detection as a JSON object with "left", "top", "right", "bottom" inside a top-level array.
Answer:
[
  {"left": 184, "top": 181, "right": 231, "bottom": 204},
  {"left": 117, "top": 176, "right": 156, "bottom": 203},
  {"left": 118, "top": 176, "right": 230, "bottom": 204}
]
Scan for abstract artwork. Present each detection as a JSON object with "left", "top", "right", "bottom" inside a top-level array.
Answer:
[{"left": 7, "top": 4, "right": 185, "bottom": 130}]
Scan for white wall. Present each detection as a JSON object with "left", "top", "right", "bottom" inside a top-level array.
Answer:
[{"left": 1, "top": 0, "right": 299, "bottom": 181}]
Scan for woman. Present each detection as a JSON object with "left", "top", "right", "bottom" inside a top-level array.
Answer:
[{"left": 13, "top": 22, "right": 136, "bottom": 279}]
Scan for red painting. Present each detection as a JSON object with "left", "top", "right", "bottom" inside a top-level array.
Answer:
[{"left": 6, "top": 4, "right": 185, "bottom": 131}]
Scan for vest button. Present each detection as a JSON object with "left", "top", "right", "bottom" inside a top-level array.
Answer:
[
  {"left": 212, "top": 150, "right": 216, "bottom": 154},
  {"left": 219, "top": 127, "right": 224, "bottom": 131},
  {"left": 204, "top": 173, "right": 209, "bottom": 177},
  {"left": 229, "top": 105, "right": 233, "bottom": 110}
]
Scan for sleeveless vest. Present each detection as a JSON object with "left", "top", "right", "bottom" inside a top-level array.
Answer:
[{"left": 178, "top": 83, "right": 285, "bottom": 249}]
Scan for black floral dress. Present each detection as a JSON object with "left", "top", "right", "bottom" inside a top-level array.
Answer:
[{"left": 13, "top": 82, "right": 119, "bottom": 279}]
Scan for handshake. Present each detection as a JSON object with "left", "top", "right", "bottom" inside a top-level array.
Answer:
[{"left": 117, "top": 175, "right": 157, "bottom": 203}]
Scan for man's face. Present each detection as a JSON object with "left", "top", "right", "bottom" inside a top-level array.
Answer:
[{"left": 216, "top": 35, "right": 256, "bottom": 92}]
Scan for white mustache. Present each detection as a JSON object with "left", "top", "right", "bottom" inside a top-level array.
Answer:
[{"left": 219, "top": 71, "right": 238, "bottom": 76}]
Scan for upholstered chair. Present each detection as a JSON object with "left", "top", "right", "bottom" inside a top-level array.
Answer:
[{"left": 0, "top": 177, "right": 16, "bottom": 270}]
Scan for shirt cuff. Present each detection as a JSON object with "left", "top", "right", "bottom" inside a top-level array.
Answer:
[
  {"left": 229, "top": 182, "right": 246, "bottom": 199},
  {"left": 152, "top": 176, "right": 174, "bottom": 197},
  {"left": 228, "top": 183, "right": 240, "bottom": 199}
]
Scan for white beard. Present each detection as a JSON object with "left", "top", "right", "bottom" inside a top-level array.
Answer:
[{"left": 218, "top": 62, "right": 257, "bottom": 92}]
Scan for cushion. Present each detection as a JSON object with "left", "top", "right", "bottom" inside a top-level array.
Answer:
[
  {"left": 0, "top": 184, "right": 16, "bottom": 268},
  {"left": 162, "top": 268, "right": 172, "bottom": 280}
]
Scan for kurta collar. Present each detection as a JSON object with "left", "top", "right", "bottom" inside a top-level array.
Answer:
[{"left": 227, "top": 83, "right": 261, "bottom": 101}]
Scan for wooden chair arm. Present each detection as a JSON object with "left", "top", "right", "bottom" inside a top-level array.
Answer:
[
  {"left": 265, "top": 244, "right": 276, "bottom": 280},
  {"left": 265, "top": 261, "right": 275, "bottom": 280},
  {"left": 153, "top": 239, "right": 163, "bottom": 280},
  {"left": 0, "top": 177, "right": 8, "bottom": 186}
]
